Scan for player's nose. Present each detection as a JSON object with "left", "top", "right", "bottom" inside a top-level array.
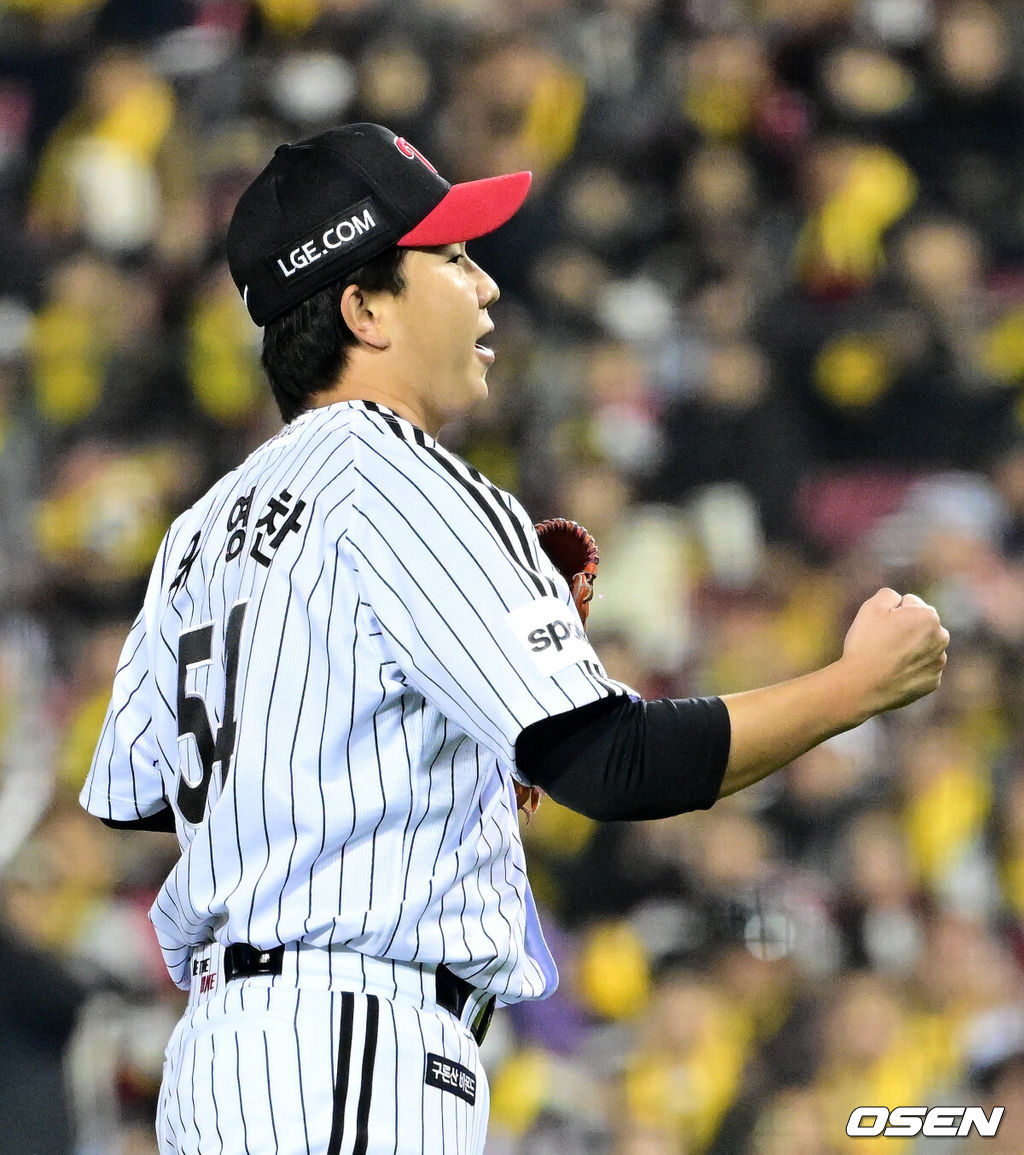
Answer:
[{"left": 471, "top": 260, "right": 500, "bottom": 309}]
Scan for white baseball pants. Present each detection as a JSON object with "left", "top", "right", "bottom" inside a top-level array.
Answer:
[{"left": 156, "top": 945, "right": 490, "bottom": 1154}]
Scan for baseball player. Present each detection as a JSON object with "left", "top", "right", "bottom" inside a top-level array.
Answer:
[{"left": 80, "top": 123, "right": 949, "bottom": 1154}]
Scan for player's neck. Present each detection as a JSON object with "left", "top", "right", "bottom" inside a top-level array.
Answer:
[{"left": 307, "top": 379, "right": 440, "bottom": 437}]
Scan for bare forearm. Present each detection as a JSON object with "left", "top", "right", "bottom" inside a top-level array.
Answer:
[
  {"left": 717, "top": 662, "right": 873, "bottom": 797},
  {"left": 716, "top": 589, "right": 949, "bottom": 798}
]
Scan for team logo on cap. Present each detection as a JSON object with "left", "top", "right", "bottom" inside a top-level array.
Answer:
[
  {"left": 269, "top": 197, "right": 383, "bottom": 283},
  {"left": 394, "top": 136, "right": 438, "bottom": 174}
]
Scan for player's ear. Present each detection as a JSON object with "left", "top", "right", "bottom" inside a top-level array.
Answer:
[{"left": 339, "top": 284, "right": 390, "bottom": 350}]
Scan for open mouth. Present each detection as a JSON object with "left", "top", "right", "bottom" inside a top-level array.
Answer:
[{"left": 475, "top": 341, "right": 495, "bottom": 366}]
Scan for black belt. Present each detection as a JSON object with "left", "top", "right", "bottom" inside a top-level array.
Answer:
[
  {"left": 222, "top": 945, "right": 495, "bottom": 1044},
  {"left": 435, "top": 962, "right": 496, "bottom": 1045}
]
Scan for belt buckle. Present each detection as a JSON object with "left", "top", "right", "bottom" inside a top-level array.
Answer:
[{"left": 224, "top": 943, "right": 284, "bottom": 982}]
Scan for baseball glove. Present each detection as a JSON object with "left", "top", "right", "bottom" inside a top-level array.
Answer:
[
  {"left": 534, "top": 517, "right": 600, "bottom": 628},
  {"left": 513, "top": 518, "right": 600, "bottom": 821}
]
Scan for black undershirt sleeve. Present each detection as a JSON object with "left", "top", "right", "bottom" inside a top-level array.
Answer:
[
  {"left": 515, "top": 694, "right": 731, "bottom": 821},
  {"left": 100, "top": 806, "right": 176, "bottom": 833}
]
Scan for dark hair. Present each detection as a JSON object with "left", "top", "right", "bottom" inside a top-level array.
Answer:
[{"left": 260, "top": 245, "right": 406, "bottom": 422}]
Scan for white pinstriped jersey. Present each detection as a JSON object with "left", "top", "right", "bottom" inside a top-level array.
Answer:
[{"left": 81, "top": 400, "right": 631, "bottom": 1000}]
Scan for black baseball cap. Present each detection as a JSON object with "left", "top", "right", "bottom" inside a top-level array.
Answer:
[{"left": 226, "top": 122, "right": 532, "bottom": 326}]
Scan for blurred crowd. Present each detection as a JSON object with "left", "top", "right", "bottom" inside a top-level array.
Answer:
[{"left": 4, "top": 0, "right": 1024, "bottom": 1152}]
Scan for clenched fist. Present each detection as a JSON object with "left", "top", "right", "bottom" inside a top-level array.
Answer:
[
  {"left": 718, "top": 587, "right": 950, "bottom": 797},
  {"left": 840, "top": 588, "right": 950, "bottom": 715}
]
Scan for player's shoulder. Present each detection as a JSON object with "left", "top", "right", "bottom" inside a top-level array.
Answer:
[
  {"left": 160, "top": 403, "right": 392, "bottom": 534},
  {"left": 344, "top": 401, "right": 481, "bottom": 485},
  {"left": 341, "top": 401, "right": 534, "bottom": 536},
  {"left": 344, "top": 399, "right": 433, "bottom": 454}
]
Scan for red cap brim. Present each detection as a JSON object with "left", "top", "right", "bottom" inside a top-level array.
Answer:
[{"left": 398, "top": 171, "right": 532, "bottom": 247}]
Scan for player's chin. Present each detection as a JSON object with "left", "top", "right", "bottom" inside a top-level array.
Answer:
[
  {"left": 468, "top": 367, "right": 490, "bottom": 403},
  {"left": 439, "top": 374, "right": 488, "bottom": 425}
]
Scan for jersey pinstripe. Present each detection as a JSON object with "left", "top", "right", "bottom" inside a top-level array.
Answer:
[{"left": 81, "top": 400, "right": 631, "bottom": 1001}]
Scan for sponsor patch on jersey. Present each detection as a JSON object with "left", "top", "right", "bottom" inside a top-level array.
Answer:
[
  {"left": 508, "top": 595, "right": 597, "bottom": 676},
  {"left": 425, "top": 1053, "right": 476, "bottom": 1105}
]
